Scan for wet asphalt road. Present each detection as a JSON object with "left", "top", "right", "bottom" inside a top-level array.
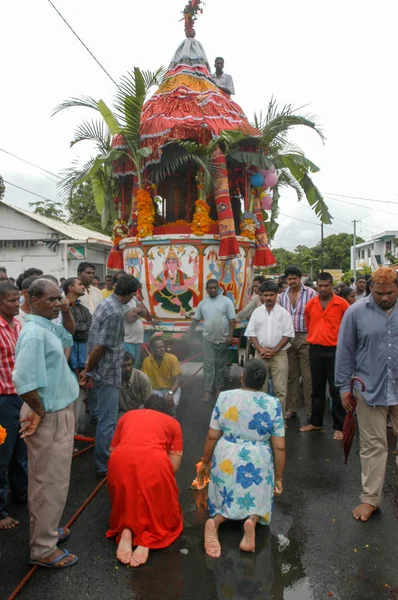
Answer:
[{"left": 1, "top": 364, "right": 398, "bottom": 600}]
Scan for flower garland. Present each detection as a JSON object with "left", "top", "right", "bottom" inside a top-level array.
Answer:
[
  {"left": 181, "top": 0, "right": 204, "bottom": 24},
  {"left": 136, "top": 188, "right": 155, "bottom": 238},
  {"left": 0, "top": 425, "right": 7, "bottom": 445},
  {"left": 112, "top": 219, "right": 128, "bottom": 246},
  {"left": 240, "top": 211, "right": 260, "bottom": 240},
  {"left": 191, "top": 200, "right": 214, "bottom": 236}
]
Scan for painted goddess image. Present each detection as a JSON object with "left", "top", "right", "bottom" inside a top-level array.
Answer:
[{"left": 149, "top": 248, "right": 199, "bottom": 315}]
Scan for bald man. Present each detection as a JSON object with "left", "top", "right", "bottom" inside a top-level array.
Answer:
[{"left": 336, "top": 268, "right": 398, "bottom": 522}]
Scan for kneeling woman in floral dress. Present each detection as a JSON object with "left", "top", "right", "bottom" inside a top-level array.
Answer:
[
  {"left": 198, "top": 359, "right": 286, "bottom": 557},
  {"left": 106, "top": 395, "right": 183, "bottom": 567}
]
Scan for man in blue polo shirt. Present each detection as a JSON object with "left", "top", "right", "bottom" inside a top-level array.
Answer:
[{"left": 13, "top": 278, "right": 79, "bottom": 569}]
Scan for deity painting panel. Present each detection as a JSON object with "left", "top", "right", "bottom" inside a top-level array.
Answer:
[
  {"left": 124, "top": 247, "right": 147, "bottom": 301},
  {"left": 204, "top": 246, "right": 246, "bottom": 309},
  {"left": 147, "top": 245, "right": 200, "bottom": 319}
]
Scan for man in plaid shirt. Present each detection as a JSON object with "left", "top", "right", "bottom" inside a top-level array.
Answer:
[
  {"left": 280, "top": 266, "right": 316, "bottom": 419},
  {"left": 80, "top": 275, "right": 140, "bottom": 476}
]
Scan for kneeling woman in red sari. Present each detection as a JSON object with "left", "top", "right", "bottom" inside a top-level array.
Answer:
[{"left": 106, "top": 395, "right": 183, "bottom": 567}]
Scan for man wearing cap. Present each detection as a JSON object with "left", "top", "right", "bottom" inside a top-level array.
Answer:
[{"left": 336, "top": 267, "right": 398, "bottom": 522}]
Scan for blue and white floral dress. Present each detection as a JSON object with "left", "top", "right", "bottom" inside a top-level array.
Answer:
[{"left": 207, "top": 389, "right": 285, "bottom": 524}]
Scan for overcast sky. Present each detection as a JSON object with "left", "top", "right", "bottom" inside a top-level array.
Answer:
[{"left": 1, "top": 0, "right": 398, "bottom": 250}]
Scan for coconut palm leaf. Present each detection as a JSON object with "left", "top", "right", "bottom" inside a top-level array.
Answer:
[
  {"left": 70, "top": 119, "right": 111, "bottom": 154},
  {"left": 149, "top": 141, "right": 217, "bottom": 193},
  {"left": 57, "top": 157, "right": 96, "bottom": 199},
  {"left": 299, "top": 174, "right": 332, "bottom": 224},
  {"left": 52, "top": 95, "right": 99, "bottom": 116}
]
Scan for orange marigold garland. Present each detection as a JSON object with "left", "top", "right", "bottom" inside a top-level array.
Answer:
[
  {"left": 191, "top": 200, "right": 213, "bottom": 236},
  {"left": 240, "top": 212, "right": 260, "bottom": 240},
  {"left": 0, "top": 425, "right": 7, "bottom": 445},
  {"left": 136, "top": 188, "right": 155, "bottom": 238}
]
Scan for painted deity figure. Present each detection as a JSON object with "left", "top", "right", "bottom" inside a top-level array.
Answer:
[
  {"left": 208, "top": 254, "right": 243, "bottom": 305},
  {"left": 149, "top": 249, "right": 199, "bottom": 315}
]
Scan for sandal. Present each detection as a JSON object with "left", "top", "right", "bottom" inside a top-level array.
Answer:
[
  {"left": 58, "top": 527, "right": 70, "bottom": 543},
  {"left": 29, "top": 548, "right": 78, "bottom": 568}
]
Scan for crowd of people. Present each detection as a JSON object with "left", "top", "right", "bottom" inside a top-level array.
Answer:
[{"left": 0, "top": 260, "right": 397, "bottom": 570}]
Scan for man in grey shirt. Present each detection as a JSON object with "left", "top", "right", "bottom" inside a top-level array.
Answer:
[
  {"left": 213, "top": 57, "right": 235, "bottom": 96},
  {"left": 336, "top": 267, "right": 398, "bottom": 522},
  {"left": 188, "top": 279, "right": 236, "bottom": 402}
]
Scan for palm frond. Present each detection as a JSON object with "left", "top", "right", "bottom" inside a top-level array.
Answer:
[
  {"left": 52, "top": 95, "right": 99, "bottom": 117},
  {"left": 276, "top": 153, "right": 320, "bottom": 176},
  {"left": 57, "top": 157, "right": 96, "bottom": 199},
  {"left": 277, "top": 169, "right": 304, "bottom": 202},
  {"left": 70, "top": 119, "right": 111, "bottom": 154},
  {"left": 149, "top": 141, "right": 219, "bottom": 193},
  {"left": 228, "top": 151, "right": 274, "bottom": 170},
  {"left": 299, "top": 174, "right": 332, "bottom": 224}
]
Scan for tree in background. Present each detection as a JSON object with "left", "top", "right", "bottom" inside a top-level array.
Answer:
[
  {"left": 66, "top": 182, "right": 113, "bottom": 236},
  {"left": 0, "top": 175, "right": 5, "bottom": 200},
  {"left": 29, "top": 200, "right": 66, "bottom": 220},
  {"left": 269, "top": 233, "right": 364, "bottom": 277}
]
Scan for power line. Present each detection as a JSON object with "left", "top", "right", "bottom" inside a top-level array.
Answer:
[
  {"left": 323, "top": 191, "right": 398, "bottom": 205},
  {"left": 3, "top": 180, "right": 59, "bottom": 204},
  {"left": 0, "top": 148, "right": 60, "bottom": 182},
  {"left": 325, "top": 194, "right": 398, "bottom": 218},
  {"left": 279, "top": 212, "right": 341, "bottom": 235},
  {"left": 47, "top": 0, "right": 117, "bottom": 87}
]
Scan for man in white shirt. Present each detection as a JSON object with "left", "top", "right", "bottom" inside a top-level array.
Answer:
[
  {"left": 77, "top": 262, "right": 103, "bottom": 315},
  {"left": 188, "top": 279, "right": 236, "bottom": 402},
  {"left": 245, "top": 280, "right": 294, "bottom": 416},
  {"left": 213, "top": 57, "right": 235, "bottom": 96}
]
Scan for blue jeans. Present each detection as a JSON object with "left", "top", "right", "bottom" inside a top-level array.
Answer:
[
  {"left": 0, "top": 394, "right": 28, "bottom": 519},
  {"left": 94, "top": 381, "right": 119, "bottom": 474}
]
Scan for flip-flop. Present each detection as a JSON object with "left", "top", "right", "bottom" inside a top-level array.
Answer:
[
  {"left": 29, "top": 548, "right": 78, "bottom": 568},
  {"left": 57, "top": 527, "right": 70, "bottom": 543}
]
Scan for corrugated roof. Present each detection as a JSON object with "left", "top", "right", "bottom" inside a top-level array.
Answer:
[{"left": 1, "top": 200, "right": 112, "bottom": 245}]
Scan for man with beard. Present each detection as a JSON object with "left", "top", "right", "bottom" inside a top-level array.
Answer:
[
  {"left": 336, "top": 267, "right": 398, "bottom": 521},
  {"left": 245, "top": 280, "right": 294, "bottom": 416}
]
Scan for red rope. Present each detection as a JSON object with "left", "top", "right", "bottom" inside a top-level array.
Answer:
[
  {"left": 64, "top": 477, "right": 107, "bottom": 529},
  {"left": 72, "top": 443, "right": 95, "bottom": 458},
  {"left": 180, "top": 364, "right": 203, "bottom": 389},
  {"left": 74, "top": 434, "right": 95, "bottom": 443}
]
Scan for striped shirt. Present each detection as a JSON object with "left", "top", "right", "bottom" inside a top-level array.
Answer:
[
  {"left": 0, "top": 315, "right": 21, "bottom": 395},
  {"left": 280, "top": 284, "right": 317, "bottom": 333}
]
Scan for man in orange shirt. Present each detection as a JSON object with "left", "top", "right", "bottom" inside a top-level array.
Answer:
[{"left": 300, "top": 272, "right": 349, "bottom": 439}]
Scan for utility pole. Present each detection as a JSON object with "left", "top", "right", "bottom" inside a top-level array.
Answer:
[
  {"left": 309, "top": 258, "right": 314, "bottom": 281},
  {"left": 353, "top": 219, "right": 357, "bottom": 281},
  {"left": 321, "top": 223, "right": 324, "bottom": 272}
]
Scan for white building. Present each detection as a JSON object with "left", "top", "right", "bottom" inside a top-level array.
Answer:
[
  {"left": 0, "top": 200, "right": 112, "bottom": 281},
  {"left": 350, "top": 230, "right": 398, "bottom": 271}
]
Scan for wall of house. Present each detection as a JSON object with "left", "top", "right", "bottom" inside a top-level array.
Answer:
[{"left": 0, "top": 243, "right": 110, "bottom": 281}]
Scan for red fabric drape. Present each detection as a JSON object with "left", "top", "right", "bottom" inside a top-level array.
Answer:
[
  {"left": 252, "top": 196, "right": 276, "bottom": 268},
  {"left": 107, "top": 247, "right": 124, "bottom": 269},
  {"left": 213, "top": 148, "right": 240, "bottom": 260}
]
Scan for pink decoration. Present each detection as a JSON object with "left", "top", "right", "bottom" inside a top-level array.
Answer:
[
  {"left": 260, "top": 194, "right": 273, "bottom": 210},
  {"left": 264, "top": 171, "right": 278, "bottom": 188}
]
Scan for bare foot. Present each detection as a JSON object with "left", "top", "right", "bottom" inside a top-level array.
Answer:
[
  {"left": 333, "top": 430, "right": 343, "bottom": 440},
  {"left": 34, "top": 547, "right": 77, "bottom": 567},
  {"left": 131, "top": 545, "right": 149, "bottom": 567},
  {"left": 352, "top": 503, "right": 377, "bottom": 522},
  {"left": 116, "top": 529, "right": 133, "bottom": 565},
  {"left": 202, "top": 392, "right": 211, "bottom": 402},
  {"left": 0, "top": 516, "right": 19, "bottom": 530},
  {"left": 204, "top": 519, "right": 221, "bottom": 558},
  {"left": 240, "top": 519, "right": 256, "bottom": 553},
  {"left": 300, "top": 424, "right": 322, "bottom": 432}
]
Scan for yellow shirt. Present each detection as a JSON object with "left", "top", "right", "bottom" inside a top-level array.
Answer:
[
  {"left": 141, "top": 353, "right": 181, "bottom": 390},
  {"left": 101, "top": 289, "right": 114, "bottom": 299}
]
